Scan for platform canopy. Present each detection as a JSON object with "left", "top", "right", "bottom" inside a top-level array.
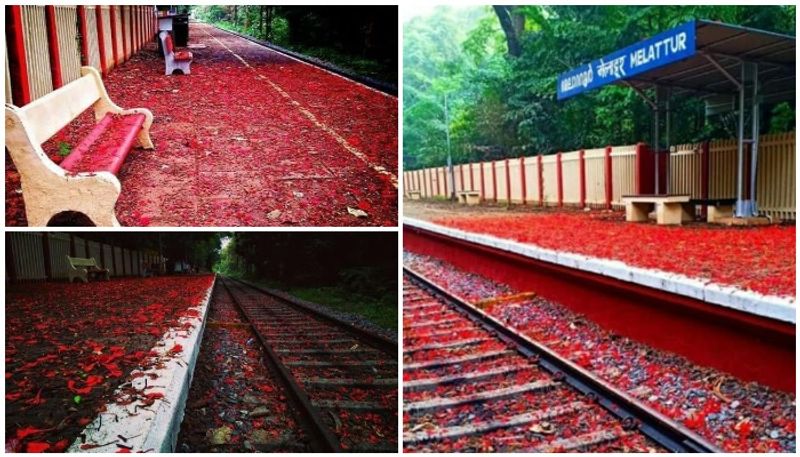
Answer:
[{"left": 557, "top": 20, "right": 796, "bottom": 217}]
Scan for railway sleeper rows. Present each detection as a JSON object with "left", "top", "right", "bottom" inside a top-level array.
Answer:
[
  {"left": 182, "top": 277, "right": 398, "bottom": 452},
  {"left": 402, "top": 269, "right": 720, "bottom": 453}
]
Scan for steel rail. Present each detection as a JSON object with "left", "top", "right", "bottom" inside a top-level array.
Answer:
[
  {"left": 230, "top": 277, "right": 397, "bottom": 356},
  {"left": 219, "top": 278, "right": 343, "bottom": 452},
  {"left": 403, "top": 266, "right": 722, "bottom": 453}
]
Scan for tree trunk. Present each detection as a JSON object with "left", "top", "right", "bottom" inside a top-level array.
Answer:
[{"left": 493, "top": 5, "right": 523, "bottom": 57}]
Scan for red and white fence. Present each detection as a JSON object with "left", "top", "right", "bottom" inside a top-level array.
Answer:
[
  {"left": 5, "top": 232, "right": 163, "bottom": 282},
  {"left": 5, "top": 5, "right": 157, "bottom": 106},
  {"left": 404, "top": 131, "right": 796, "bottom": 220}
]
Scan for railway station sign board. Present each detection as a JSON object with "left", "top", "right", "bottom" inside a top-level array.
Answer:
[{"left": 557, "top": 21, "right": 696, "bottom": 100}]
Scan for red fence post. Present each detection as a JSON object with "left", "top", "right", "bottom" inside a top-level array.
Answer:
[
  {"left": 95, "top": 6, "right": 107, "bottom": 76},
  {"left": 579, "top": 149, "right": 586, "bottom": 208},
  {"left": 604, "top": 146, "right": 613, "bottom": 209},
  {"left": 520, "top": 157, "right": 527, "bottom": 205},
  {"left": 110, "top": 6, "right": 119, "bottom": 66},
  {"left": 635, "top": 142, "right": 655, "bottom": 195},
  {"left": 44, "top": 6, "right": 63, "bottom": 89},
  {"left": 121, "top": 6, "right": 128, "bottom": 61},
  {"left": 492, "top": 161, "right": 498, "bottom": 203},
  {"left": 77, "top": 6, "right": 89, "bottom": 66},
  {"left": 480, "top": 164, "right": 486, "bottom": 201},
  {"left": 537, "top": 154, "right": 544, "bottom": 207},
  {"left": 7, "top": 5, "right": 32, "bottom": 105},
  {"left": 459, "top": 164, "right": 465, "bottom": 191},
  {"left": 505, "top": 158, "right": 511, "bottom": 203},
  {"left": 441, "top": 168, "right": 446, "bottom": 197},
  {"left": 469, "top": 163, "right": 475, "bottom": 191},
  {"left": 556, "top": 152, "right": 564, "bottom": 207}
]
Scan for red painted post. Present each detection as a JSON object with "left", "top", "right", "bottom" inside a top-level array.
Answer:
[
  {"left": 520, "top": 157, "right": 527, "bottom": 205},
  {"left": 635, "top": 142, "right": 656, "bottom": 195},
  {"left": 579, "top": 149, "right": 586, "bottom": 208},
  {"left": 492, "top": 161, "right": 498, "bottom": 203},
  {"left": 469, "top": 163, "right": 475, "bottom": 191},
  {"left": 7, "top": 5, "right": 32, "bottom": 105},
  {"left": 480, "top": 163, "right": 486, "bottom": 201},
  {"left": 121, "top": 6, "right": 128, "bottom": 61},
  {"left": 604, "top": 146, "right": 613, "bottom": 209},
  {"left": 459, "top": 164, "right": 465, "bottom": 191},
  {"left": 537, "top": 154, "right": 544, "bottom": 207},
  {"left": 504, "top": 159, "right": 511, "bottom": 203},
  {"left": 556, "top": 152, "right": 564, "bottom": 207},
  {"left": 44, "top": 6, "right": 63, "bottom": 89},
  {"left": 95, "top": 6, "right": 107, "bottom": 76},
  {"left": 77, "top": 6, "right": 89, "bottom": 66},
  {"left": 110, "top": 6, "right": 119, "bottom": 66}
]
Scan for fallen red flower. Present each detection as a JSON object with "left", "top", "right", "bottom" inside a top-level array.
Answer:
[{"left": 25, "top": 442, "right": 50, "bottom": 453}]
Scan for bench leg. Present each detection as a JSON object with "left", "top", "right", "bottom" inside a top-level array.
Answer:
[
  {"left": 681, "top": 203, "right": 695, "bottom": 222},
  {"left": 625, "top": 202, "right": 650, "bottom": 222},
  {"left": 23, "top": 174, "right": 121, "bottom": 227},
  {"left": 707, "top": 205, "right": 734, "bottom": 223},
  {"left": 656, "top": 203, "right": 684, "bottom": 225}
]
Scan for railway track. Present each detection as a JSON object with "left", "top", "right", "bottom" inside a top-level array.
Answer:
[
  {"left": 402, "top": 267, "right": 720, "bottom": 453},
  {"left": 219, "top": 277, "right": 398, "bottom": 452}
]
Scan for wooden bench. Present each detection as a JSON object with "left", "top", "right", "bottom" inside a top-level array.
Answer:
[
  {"left": 67, "top": 256, "right": 110, "bottom": 283},
  {"left": 408, "top": 190, "right": 422, "bottom": 200},
  {"left": 457, "top": 190, "right": 481, "bottom": 205},
  {"left": 160, "top": 31, "right": 193, "bottom": 75},
  {"left": 622, "top": 194, "right": 692, "bottom": 225},
  {"left": 5, "top": 66, "right": 154, "bottom": 227}
]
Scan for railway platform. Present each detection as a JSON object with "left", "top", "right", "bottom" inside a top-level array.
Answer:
[{"left": 6, "top": 22, "right": 397, "bottom": 227}]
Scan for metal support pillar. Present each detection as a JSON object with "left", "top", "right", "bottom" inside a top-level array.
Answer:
[
  {"left": 735, "top": 64, "right": 747, "bottom": 216},
  {"left": 749, "top": 63, "right": 760, "bottom": 216},
  {"left": 654, "top": 89, "right": 660, "bottom": 194}
]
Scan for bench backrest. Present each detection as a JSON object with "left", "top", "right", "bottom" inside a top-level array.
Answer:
[
  {"left": 67, "top": 256, "right": 99, "bottom": 268},
  {"left": 10, "top": 68, "right": 104, "bottom": 146}
]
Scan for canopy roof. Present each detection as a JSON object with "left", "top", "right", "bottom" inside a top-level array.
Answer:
[{"left": 557, "top": 20, "right": 796, "bottom": 102}]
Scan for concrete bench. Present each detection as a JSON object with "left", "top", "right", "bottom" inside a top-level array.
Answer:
[
  {"left": 457, "top": 190, "right": 481, "bottom": 205},
  {"left": 67, "top": 256, "right": 110, "bottom": 283},
  {"left": 622, "top": 194, "right": 692, "bottom": 225},
  {"left": 409, "top": 190, "right": 422, "bottom": 200},
  {"left": 160, "top": 31, "right": 193, "bottom": 75},
  {"left": 691, "top": 198, "right": 736, "bottom": 223},
  {"left": 5, "top": 66, "right": 154, "bottom": 227}
]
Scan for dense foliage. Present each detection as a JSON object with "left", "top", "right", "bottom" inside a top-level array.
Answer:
[
  {"left": 193, "top": 5, "right": 398, "bottom": 84},
  {"left": 403, "top": 5, "right": 796, "bottom": 170}
]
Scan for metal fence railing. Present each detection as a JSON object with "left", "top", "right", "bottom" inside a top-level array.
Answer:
[{"left": 404, "top": 132, "right": 795, "bottom": 220}]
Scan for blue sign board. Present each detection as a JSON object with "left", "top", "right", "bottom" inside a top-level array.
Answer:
[{"left": 557, "top": 21, "right": 696, "bottom": 100}]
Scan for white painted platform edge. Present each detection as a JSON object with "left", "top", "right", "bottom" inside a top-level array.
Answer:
[
  {"left": 404, "top": 218, "right": 795, "bottom": 324},
  {"left": 69, "top": 276, "right": 216, "bottom": 453}
]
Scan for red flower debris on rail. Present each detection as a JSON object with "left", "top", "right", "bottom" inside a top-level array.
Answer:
[
  {"left": 5, "top": 275, "right": 212, "bottom": 453},
  {"left": 6, "top": 23, "right": 397, "bottom": 227},
  {"left": 403, "top": 252, "right": 796, "bottom": 453},
  {"left": 432, "top": 211, "right": 796, "bottom": 297}
]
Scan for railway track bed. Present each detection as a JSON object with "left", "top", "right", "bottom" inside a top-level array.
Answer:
[
  {"left": 402, "top": 268, "right": 719, "bottom": 453},
  {"left": 179, "top": 277, "right": 398, "bottom": 452}
]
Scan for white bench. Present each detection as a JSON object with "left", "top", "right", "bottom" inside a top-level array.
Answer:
[
  {"left": 622, "top": 194, "right": 692, "bottom": 225},
  {"left": 408, "top": 190, "right": 422, "bottom": 200},
  {"left": 160, "top": 31, "right": 193, "bottom": 75},
  {"left": 67, "top": 256, "right": 110, "bottom": 283},
  {"left": 5, "top": 66, "right": 154, "bottom": 227},
  {"left": 457, "top": 190, "right": 481, "bottom": 205}
]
